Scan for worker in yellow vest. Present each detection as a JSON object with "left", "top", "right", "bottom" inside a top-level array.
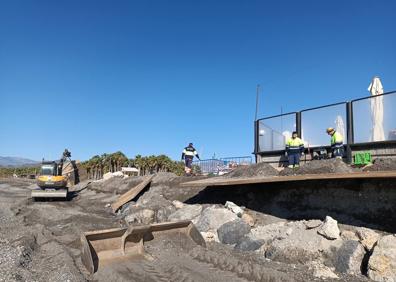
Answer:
[
  {"left": 285, "top": 131, "right": 304, "bottom": 168},
  {"left": 326, "top": 127, "right": 344, "bottom": 159}
]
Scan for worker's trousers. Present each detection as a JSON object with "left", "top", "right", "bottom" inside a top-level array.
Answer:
[
  {"left": 332, "top": 146, "right": 344, "bottom": 158},
  {"left": 288, "top": 153, "right": 300, "bottom": 167},
  {"left": 184, "top": 157, "right": 193, "bottom": 168}
]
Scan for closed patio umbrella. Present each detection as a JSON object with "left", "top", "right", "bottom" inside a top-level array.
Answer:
[
  {"left": 368, "top": 77, "right": 385, "bottom": 141},
  {"left": 335, "top": 115, "right": 345, "bottom": 140}
]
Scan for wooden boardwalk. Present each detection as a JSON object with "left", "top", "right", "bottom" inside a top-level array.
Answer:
[{"left": 181, "top": 170, "right": 396, "bottom": 188}]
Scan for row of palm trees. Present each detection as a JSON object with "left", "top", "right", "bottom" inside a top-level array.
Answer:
[
  {"left": 0, "top": 166, "right": 39, "bottom": 178},
  {"left": 82, "top": 151, "right": 185, "bottom": 180}
]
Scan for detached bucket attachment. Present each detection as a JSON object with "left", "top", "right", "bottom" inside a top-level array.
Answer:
[
  {"left": 81, "top": 221, "right": 206, "bottom": 274},
  {"left": 31, "top": 188, "right": 68, "bottom": 199}
]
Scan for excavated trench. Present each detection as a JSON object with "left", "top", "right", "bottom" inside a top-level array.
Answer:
[{"left": 186, "top": 178, "right": 396, "bottom": 233}]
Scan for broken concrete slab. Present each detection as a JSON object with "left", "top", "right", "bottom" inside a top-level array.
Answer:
[
  {"left": 168, "top": 204, "right": 202, "bottom": 222},
  {"left": 317, "top": 216, "right": 340, "bottom": 240},
  {"left": 356, "top": 227, "right": 381, "bottom": 251},
  {"left": 334, "top": 240, "right": 366, "bottom": 275},
  {"left": 217, "top": 219, "right": 251, "bottom": 245},
  {"left": 225, "top": 201, "right": 244, "bottom": 217},
  {"left": 256, "top": 221, "right": 343, "bottom": 265},
  {"left": 368, "top": 235, "right": 396, "bottom": 282},
  {"left": 111, "top": 175, "right": 154, "bottom": 212},
  {"left": 195, "top": 207, "right": 238, "bottom": 232}
]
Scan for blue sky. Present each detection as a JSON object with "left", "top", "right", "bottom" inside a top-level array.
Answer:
[{"left": 1, "top": 0, "right": 395, "bottom": 161}]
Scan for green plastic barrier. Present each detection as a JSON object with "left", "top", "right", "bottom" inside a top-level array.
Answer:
[{"left": 354, "top": 152, "right": 372, "bottom": 165}]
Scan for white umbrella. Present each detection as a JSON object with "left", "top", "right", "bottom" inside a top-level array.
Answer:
[
  {"left": 334, "top": 115, "right": 345, "bottom": 140},
  {"left": 368, "top": 77, "right": 385, "bottom": 141},
  {"left": 282, "top": 130, "right": 291, "bottom": 141}
]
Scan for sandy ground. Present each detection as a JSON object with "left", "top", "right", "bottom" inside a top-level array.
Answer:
[{"left": 0, "top": 177, "right": 369, "bottom": 282}]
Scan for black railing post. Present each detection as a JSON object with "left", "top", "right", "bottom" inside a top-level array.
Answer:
[
  {"left": 346, "top": 102, "right": 354, "bottom": 163},
  {"left": 254, "top": 120, "right": 259, "bottom": 162},
  {"left": 296, "top": 112, "right": 302, "bottom": 137}
]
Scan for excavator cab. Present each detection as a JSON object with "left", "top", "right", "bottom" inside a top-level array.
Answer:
[{"left": 40, "top": 162, "right": 59, "bottom": 177}]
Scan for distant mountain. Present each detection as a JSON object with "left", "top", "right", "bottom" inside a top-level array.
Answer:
[{"left": 0, "top": 156, "right": 39, "bottom": 167}]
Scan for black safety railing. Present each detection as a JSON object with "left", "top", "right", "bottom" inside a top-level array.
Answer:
[
  {"left": 254, "top": 91, "right": 396, "bottom": 162},
  {"left": 351, "top": 91, "right": 396, "bottom": 145},
  {"left": 255, "top": 112, "right": 297, "bottom": 153}
]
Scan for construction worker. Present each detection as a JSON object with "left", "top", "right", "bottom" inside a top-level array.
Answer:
[
  {"left": 285, "top": 131, "right": 304, "bottom": 168},
  {"left": 326, "top": 127, "right": 344, "bottom": 159},
  {"left": 181, "top": 143, "right": 200, "bottom": 175}
]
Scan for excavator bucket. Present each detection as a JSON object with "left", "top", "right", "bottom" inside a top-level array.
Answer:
[{"left": 81, "top": 221, "right": 206, "bottom": 274}]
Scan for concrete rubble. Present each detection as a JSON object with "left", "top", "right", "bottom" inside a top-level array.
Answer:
[
  {"left": 124, "top": 208, "right": 155, "bottom": 224},
  {"left": 217, "top": 219, "right": 251, "bottom": 245},
  {"left": 235, "top": 235, "right": 264, "bottom": 252},
  {"left": 195, "top": 206, "right": 239, "bottom": 232},
  {"left": 368, "top": 235, "right": 396, "bottom": 282},
  {"left": 168, "top": 204, "right": 202, "bottom": 222},
  {"left": 356, "top": 227, "right": 381, "bottom": 251},
  {"left": 317, "top": 216, "right": 341, "bottom": 240},
  {"left": 1, "top": 158, "right": 396, "bottom": 281},
  {"left": 334, "top": 240, "right": 366, "bottom": 275},
  {"left": 310, "top": 261, "right": 340, "bottom": 279},
  {"left": 225, "top": 201, "right": 244, "bottom": 217}
]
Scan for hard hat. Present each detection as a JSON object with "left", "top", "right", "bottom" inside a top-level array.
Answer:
[{"left": 326, "top": 127, "right": 335, "bottom": 133}]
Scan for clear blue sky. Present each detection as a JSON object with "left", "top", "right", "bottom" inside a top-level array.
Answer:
[{"left": 1, "top": 0, "right": 395, "bottom": 161}]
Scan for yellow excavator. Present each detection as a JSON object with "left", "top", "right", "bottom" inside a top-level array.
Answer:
[{"left": 32, "top": 149, "right": 78, "bottom": 199}]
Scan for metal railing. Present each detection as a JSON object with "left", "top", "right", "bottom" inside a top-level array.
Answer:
[
  {"left": 300, "top": 102, "right": 347, "bottom": 148},
  {"left": 193, "top": 156, "right": 253, "bottom": 175},
  {"left": 255, "top": 91, "right": 396, "bottom": 156},
  {"left": 351, "top": 92, "right": 396, "bottom": 144},
  {"left": 256, "top": 112, "right": 297, "bottom": 152}
]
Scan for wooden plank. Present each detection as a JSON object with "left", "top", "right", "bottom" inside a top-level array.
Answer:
[
  {"left": 180, "top": 170, "right": 396, "bottom": 188},
  {"left": 111, "top": 175, "right": 154, "bottom": 212}
]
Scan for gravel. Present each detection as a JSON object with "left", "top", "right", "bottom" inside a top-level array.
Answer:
[
  {"left": 225, "top": 162, "right": 279, "bottom": 178},
  {"left": 363, "top": 158, "right": 396, "bottom": 172},
  {"left": 280, "top": 159, "right": 355, "bottom": 176}
]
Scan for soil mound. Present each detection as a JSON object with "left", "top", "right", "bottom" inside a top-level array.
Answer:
[
  {"left": 152, "top": 172, "right": 178, "bottom": 184},
  {"left": 363, "top": 158, "right": 396, "bottom": 172},
  {"left": 280, "top": 159, "right": 354, "bottom": 176},
  {"left": 225, "top": 162, "right": 279, "bottom": 178},
  {"left": 90, "top": 176, "right": 144, "bottom": 194}
]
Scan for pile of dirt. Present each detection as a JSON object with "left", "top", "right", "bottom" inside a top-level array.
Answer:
[
  {"left": 89, "top": 176, "right": 145, "bottom": 194},
  {"left": 152, "top": 172, "right": 178, "bottom": 184},
  {"left": 363, "top": 158, "right": 396, "bottom": 172},
  {"left": 225, "top": 162, "right": 279, "bottom": 178},
  {"left": 280, "top": 159, "right": 355, "bottom": 176}
]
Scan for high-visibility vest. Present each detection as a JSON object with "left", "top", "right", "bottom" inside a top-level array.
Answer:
[
  {"left": 331, "top": 131, "right": 343, "bottom": 148},
  {"left": 286, "top": 137, "right": 304, "bottom": 153},
  {"left": 183, "top": 146, "right": 198, "bottom": 158}
]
